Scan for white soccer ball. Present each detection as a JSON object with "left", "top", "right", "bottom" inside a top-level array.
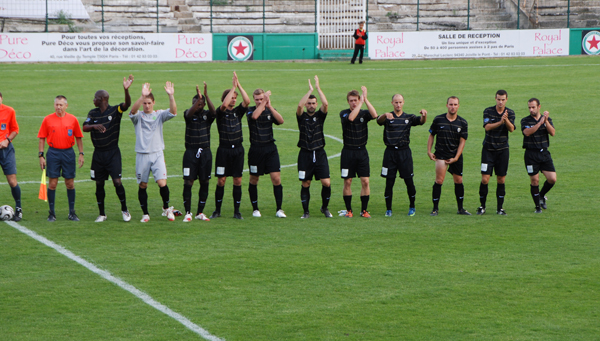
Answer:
[{"left": 0, "top": 205, "right": 14, "bottom": 221}]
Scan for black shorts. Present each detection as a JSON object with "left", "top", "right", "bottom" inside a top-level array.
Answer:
[
  {"left": 524, "top": 148, "right": 555, "bottom": 175},
  {"left": 481, "top": 147, "right": 509, "bottom": 176},
  {"left": 183, "top": 147, "right": 212, "bottom": 181},
  {"left": 47, "top": 147, "right": 76, "bottom": 179},
  {"left": 215, "top": 145, "right": 244, "bottom": 178},
  {"left": 248, "top": 143, "right": 280, "bottom": 176},
  {"left": 298, "top": 148, "right": 330, "bottom": 181},
  {"left": 434, "top": 152, "right": 463, "bottom": 176},
  {"left": 91, "top": 148, "right": 122, "bottom": 181},
  {"left": 0, "top": 143, "right": 17, "bottom": 175},
  {"left": 340, "top": 147, "right": 370, "bottom": 179},
  {"left": 381, "top": 146, "right": 413, "bottom": 179}
]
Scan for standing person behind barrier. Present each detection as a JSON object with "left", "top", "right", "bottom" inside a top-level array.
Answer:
[{"left": 351, "top": 21, "right": 368, "bottom": 64}]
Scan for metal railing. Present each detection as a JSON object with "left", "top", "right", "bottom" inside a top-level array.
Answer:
[{"left": 0, "top": 0, "right": 595, "bottom": 34}]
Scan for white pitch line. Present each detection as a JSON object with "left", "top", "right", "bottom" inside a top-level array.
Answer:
[{"left": 5, "top": 220, "right": 224, "bottom": 341}]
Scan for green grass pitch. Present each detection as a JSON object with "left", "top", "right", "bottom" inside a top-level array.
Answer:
[{"left": 1, "top": 56, "right": 599, "bottom": 340}]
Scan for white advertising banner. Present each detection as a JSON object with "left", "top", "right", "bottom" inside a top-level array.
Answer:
[
  {"left": 0, "top": 0, "right": 90, "bottom": 19},
  {"left": 0, "top": 33, "right": 213, "bottom": 62},
  {"left": 369, "top": 29, "right": 569, "bottom": 60}
]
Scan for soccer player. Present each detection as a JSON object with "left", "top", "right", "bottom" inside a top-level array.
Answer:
[
  {"left": 210, "top": 72, "right": 250, "bottom": 220},
  {"left": 0, "top": 92, "right": 22, "bottom": 221},
  {"left": 350, "top": 21, "right": 368, "bottom": 64},
  {"left": 297, "top": 76, "right": 333, "bottom": 219},
  {"left": 83, "top": 75, "right": 134, "bottom": 222},
  {"left": 427, "top": 96, "right": 470, "bottom": 216},
  {"left": 377, "top": 94, "right": 427, "bottom": 217},
  {"left": 182, "top": 82, "right": 216, "bottom": 222},
  {"left": 477, "top": 90, "right": 515, "bottom": 216},
  {"left": 340, "top": 86, "right": 377, "bottom": 218},
  {"left": 247, "top": 89, "right": 286, "bottom": 218},
  {"left": 38, "top": 95, "right": 84, "bottom": 221},
  {"left": 521, "top": 98, "right": 556, "bottom": 213},
  {"left": 129, "top": 82, "right": 177, "bottom": 222}
]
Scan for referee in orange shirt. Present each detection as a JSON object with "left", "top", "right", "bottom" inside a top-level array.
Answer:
[
  {"left": 38, "top": 95, "right": 85, "bottom": 221},
  {"left": 0, "top": 92, "right": 22, "bottom": 221}
]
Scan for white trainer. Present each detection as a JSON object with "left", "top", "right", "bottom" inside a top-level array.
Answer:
[
  {"left": 163, "top": 206, "right": 175, "bottom": 221},
  {"left": 140, "top": 214, "right": 150, "bottom": 223},
  {"left": 122, "top": 210, "right": 131, "bottom": 222},
  {"left": 195, "top": 213, "right": 210, "bottom": 221},
  {"left": 252, "top": 210, "right": 262, "bottom": 217},
  {"left": 276, "top": 209, "right": 287, "bottom": 218},
  {"left": 95, "top": 215, "right": 107, "bottom": 222},
  {"left": 183, "top": 213, "right": 193, "bottom": 222}
]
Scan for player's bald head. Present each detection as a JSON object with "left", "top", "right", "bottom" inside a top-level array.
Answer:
[{"left": 392, "top": 94, "right": 404, "bottom": 102}]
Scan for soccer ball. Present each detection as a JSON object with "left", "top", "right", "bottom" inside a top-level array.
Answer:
[{"left": 0, "top": 205, "right": 14, "bottom": 221}]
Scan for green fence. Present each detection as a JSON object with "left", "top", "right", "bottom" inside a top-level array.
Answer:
[{"left": 212, "top": 33, "right": 318, "bottom": 61}]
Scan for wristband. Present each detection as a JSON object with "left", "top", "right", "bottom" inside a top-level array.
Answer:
[
  {"left": 6, "top": 138, "right": 11, "bottom": 143},
  {"left": 39, "top": 152, "right": 44, "bottom": 158},
  {"left": 79, "top": 152, "right": 85, "bottom": 156}
]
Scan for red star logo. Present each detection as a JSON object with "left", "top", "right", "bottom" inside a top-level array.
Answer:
[
  {"left": 587, "top": 35, "right": 600, "bottom": 50},
  {"left": 233, "top": 41, "right": 248, "bottom": 56}
]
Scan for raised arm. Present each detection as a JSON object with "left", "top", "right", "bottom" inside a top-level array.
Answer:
[
  {"left": 251, "top": 91, "right": 268, "bottom": 120},
  {"left": 315, "top": 75, "right": 328, "bottom": 113},
  {"left": 204, "top": 81, "right": 216, "bottom": 116},
  {"left": 185, "top": 85, "right": 204, "bottom": 119},
  {"left": 266, "top": 92, "right": 284, "bottom": 125},
  {"left": 130, "top": 82, "right": 151, "bottom": 114},
  {"left": 544, "top": 111, "right": 555, "bottom": 136},
  {"left": 220, "top": 73, "right": 238, "bottom": 112},
  {"left": 122, "top": 74, "right": 134, "bottom": 111},
  {"left": 362, "top": 86, "right": 378, "bottom": 119},
  {"left": 165, "top": 81, "right": 177, "bottom": 116},
  {"left": 419, "top": 109, "right": 427, "bottom": 124},
  {"left": 297, "top": 79, "right": 313, "bottom": 116},
  {"left": 236, "top": 72, "right": 251, "bottom": 108}
]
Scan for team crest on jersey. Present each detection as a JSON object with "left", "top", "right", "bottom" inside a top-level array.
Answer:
[
  {"left": 457, "top": 128, "right": 461, "bottom": 132},
  {"left": 0, "top": 124, "right": 5, "bottom": 130},
  {"left": 360, "top": 117, "right": 364, "bottom": 122},
  {"left": 68, "top": 129, "right": 73, "bottom": 136},
  {"left": 108, "top": 116, "right": 112, "bottom": 121},
  {"left": 267, "top": 115, "right": 271, "bottom": 120},
  {"left": 405, "top": 119, "right": 409, "bottom": 124},
  {"left": 313, "top": 117, "right": 317, "bottom": 122},
  {"left": 203, "top": 115, "right": 207, "bottom": 120}
]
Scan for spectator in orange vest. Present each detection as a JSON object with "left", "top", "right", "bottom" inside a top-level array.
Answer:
[{"left": 351, "top": 21, "right": 368, "bottom": 64}]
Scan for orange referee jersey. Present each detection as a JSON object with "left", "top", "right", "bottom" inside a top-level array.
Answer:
[
  {"left": 0, "top": 104, "right": 19, "bottom": 142},
  {"left": 38, "top": 113, "right": 83, "bottom": 149}
]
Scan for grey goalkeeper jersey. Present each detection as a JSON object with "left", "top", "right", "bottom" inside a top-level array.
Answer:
[{"left": 129, "top": 109, "right": 176, "bottom": 153}]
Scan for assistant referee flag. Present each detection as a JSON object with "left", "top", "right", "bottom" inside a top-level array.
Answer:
[{"left": 39, "top": 169, "right": 47, "bottom": 201}]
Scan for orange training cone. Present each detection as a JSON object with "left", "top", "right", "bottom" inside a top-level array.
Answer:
[{"left": 39, "top": 169, "right": 47, "bottom": 201}]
